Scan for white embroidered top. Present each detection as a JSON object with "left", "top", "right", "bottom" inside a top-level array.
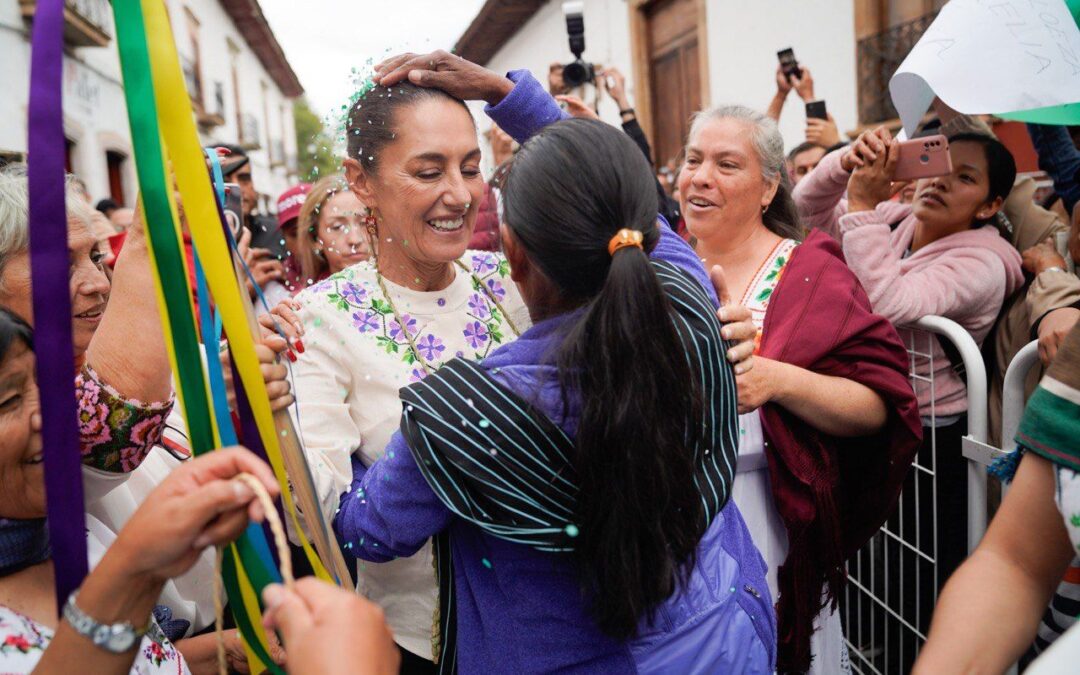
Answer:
[{"left": 291, "top": 250, "right": 530, "bottom": 659}]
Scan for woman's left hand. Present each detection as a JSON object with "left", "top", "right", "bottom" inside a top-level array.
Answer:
[
  {"left": 847, "top": 128, "right": 900, "bottom": 213},
  {"left": 710, "top": 266, "right": 756, "bottom": 374},
  {"left": 110, "top": 447, "right": 279, "bottom": 583},
  {"left": 736, "top": 356, "right": 782, "bottom": 414}
]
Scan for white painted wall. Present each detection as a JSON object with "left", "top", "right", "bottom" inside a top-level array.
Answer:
[
  {"left": 705, "top": 0, "right": 857, "bottom": 151},
  {"left": 0, "top": 0, "right": 301, "bottom": 209},
  {"left": 471, "top": 0, "right": 857, "bottom": 169}
]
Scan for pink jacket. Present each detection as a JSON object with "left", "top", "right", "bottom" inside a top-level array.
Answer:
[{"left": 794, "top": 150, "right": 1024, "bottom": 417}]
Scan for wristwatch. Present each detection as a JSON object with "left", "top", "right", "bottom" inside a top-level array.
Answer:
[{"left": 63, "top": 591, "right": 150, "bottom": 653}]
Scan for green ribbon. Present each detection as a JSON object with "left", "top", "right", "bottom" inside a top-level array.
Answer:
[
  {"left": 111, "top": 2, "right": 283, "bottom": 670},
  {"left": 111, "top": 0, "right": 214, "bottom": 454}
]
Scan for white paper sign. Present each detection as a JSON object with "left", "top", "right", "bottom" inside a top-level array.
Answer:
[{"left": 889, "top": 0, "right": 1080, "bottom": 135}]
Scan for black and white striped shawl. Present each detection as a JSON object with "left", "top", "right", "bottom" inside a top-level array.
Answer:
[{"left": 398, "top": 260, "right": 739, "bottom": 672}]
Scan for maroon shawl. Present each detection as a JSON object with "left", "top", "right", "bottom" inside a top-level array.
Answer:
[{"left": 758, "top": 230, "right": 922, "bottom": 672}]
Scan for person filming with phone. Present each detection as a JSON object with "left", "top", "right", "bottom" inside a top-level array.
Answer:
[{"left": 794, "top": 126, "right": 1024, "bottom": 587}]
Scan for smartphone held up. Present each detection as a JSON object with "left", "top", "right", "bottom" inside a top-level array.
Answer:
[{"left": 893, "top": 135, "right": 952, "bottom": 182}]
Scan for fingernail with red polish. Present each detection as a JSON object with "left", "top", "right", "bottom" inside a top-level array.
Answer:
[
  {"left": 294, "top": 339, "right": 305, "bottom": 354},
  {"left": 287, "top": 350, "right": 297, "bottom": 363}
]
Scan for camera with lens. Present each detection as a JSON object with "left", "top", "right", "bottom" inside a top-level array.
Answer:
[{"left": 561, "top": 1, "right": 596, "bottom": 89}]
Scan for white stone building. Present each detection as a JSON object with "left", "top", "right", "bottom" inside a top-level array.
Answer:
[
  {"left": 0, "top": 0, "right": 303, "bottom": 210},
  {"left": 454, "top": 1, "right": 1015, "bottom": 172}
]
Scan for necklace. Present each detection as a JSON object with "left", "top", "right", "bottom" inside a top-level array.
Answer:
[{"left": 374, "top": 258, "right": 521, "bottom": 376}]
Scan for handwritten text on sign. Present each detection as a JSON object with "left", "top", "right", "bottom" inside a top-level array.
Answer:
[{"left": 890, "top": 0, "right": 1080, "bottom": 135}]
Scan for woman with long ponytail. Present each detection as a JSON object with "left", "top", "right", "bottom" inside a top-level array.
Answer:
[{"left": 333, "top": 116, "right": 774, "bottom": 673}]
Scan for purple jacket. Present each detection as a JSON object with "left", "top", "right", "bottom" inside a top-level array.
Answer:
[{"left": 334, "top": 71, "right": 776, "bottom": 674}]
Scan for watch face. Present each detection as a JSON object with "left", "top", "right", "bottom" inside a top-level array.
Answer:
[{"left": 106, "top": 627, "right": 137, "bottom": 652}]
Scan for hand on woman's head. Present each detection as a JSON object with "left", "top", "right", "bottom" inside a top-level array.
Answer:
[
  {"left": 110, "top": 447, "right": 278, "bottom": 583},
  {"left": 373, "top": 50, "right": 513, "bottom": 106}
]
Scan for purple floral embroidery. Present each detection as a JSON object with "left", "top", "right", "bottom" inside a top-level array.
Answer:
[
  {"left": 467, "top": 293, "right": 490, "bottom": 319},
  {"left": 340, "top": 282, "right": 367, "bottom": 306},
  {"left": 485, "top": 278, "right": 506, "bottom": 301},
  {"left": 416, "top": 334, "right": 446, "bottom": 361},
  {"left": 351, "top": 311, "right": 380, "bottom": 334},
  {"left": 409, "top": 367, "right": 428, "bottom": 383},
  {"left": 472, "top": 253, "right": 497, "bottom": 275},
  {"left": 389, "top": 314, "right": 418, "bottom": 344},
  {"left": 463, "top": 321, "right": 489, "bottom": 349}
]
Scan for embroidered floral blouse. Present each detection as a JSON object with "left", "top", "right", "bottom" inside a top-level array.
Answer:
[
  {"left": 740, "top": 239, "right": 799, "bottom": 354},
  {"left": 290, "top": 250, "right": 530, "bottom": 659},
  {"left": 75, "top": 364, "right": 174, "bottom": 474}
]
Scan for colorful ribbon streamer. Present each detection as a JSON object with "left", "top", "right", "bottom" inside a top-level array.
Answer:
[
  {"left": 132, "top": 0, "right": 350, "bottom": 594},
  {"left": 27, "top": 0, "right": 88, "bottom": 614}
]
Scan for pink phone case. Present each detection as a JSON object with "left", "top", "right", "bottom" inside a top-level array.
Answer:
[{"left": 893, "top": 134, "right": 952, "bottom": 181}]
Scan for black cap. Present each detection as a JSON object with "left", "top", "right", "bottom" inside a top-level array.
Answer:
[{"left": 217, "top": 143, "right": 250, "bottom": 177}]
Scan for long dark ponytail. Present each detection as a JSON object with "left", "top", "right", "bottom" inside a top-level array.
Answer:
[{"left": 503, "top": 119, "right": 705, "bottom": 639}]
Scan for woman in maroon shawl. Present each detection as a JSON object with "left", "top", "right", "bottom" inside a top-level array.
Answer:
[{"left": 678, "top": 104, "right": 922, "bottom": 672}]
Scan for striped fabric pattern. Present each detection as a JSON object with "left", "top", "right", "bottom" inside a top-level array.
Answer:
[{"left": 398, "top": 260, "right": 740, "bottom": 673}]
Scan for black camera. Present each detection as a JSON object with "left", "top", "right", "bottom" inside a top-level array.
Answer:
[{"left": 561, "top": 1, "right": 595, "bottom": 89}]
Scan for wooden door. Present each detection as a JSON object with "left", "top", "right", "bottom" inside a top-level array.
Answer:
[{"left": 642, "top": 0, "right": 703, "bottom": 170}]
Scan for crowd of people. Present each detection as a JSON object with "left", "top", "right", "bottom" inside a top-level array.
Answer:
[{"left": 0, "top": 44, "right": 1078, "bottom": 675}]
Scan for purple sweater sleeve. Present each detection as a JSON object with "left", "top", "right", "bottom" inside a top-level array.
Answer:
[
  {"left": 485, "top": 70, "right": 569, "bottom": 144},
  {"left": 333, "top": 432, "right": 453, "bottom": 563}
]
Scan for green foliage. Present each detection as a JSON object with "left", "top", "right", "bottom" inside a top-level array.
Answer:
[{"left": 294, "top": 97, "right": 339, "bottom": 181}]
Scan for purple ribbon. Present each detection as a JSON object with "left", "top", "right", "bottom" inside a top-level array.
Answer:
[{"left": 28, "top": 0, "right": 88, "bottom": 613}]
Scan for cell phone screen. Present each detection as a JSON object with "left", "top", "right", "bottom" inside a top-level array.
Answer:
[
  {"left": 805, "top": 100, "right": 827, "bottom": 120},
  {"left": 777, "top": 48, "right": 801, "bottom": 79}
]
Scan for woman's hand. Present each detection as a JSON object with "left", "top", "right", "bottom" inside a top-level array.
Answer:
[
  {"left": 258, "top": 298, "right": 305, "bottom": 345},
  {"left": 841, "top": 126, "right": 893, "bottom": 172},
  {"left": 792, "top": 67, "right": 815, "bottom": 102},
  {"left": 805, "top": 114, "right": 841, "bottom": 149},
  {"left": 221, "top": 334, "right": 295, "bottom": 412},
  {"left": 1021, "top": 236, "right": 1068, "bottom": 276},
  {"left": 846, "top": 129, "right": 900, "bottom": 213},
  {"left": 109, "top": 447, "right": 279, "bottom": 583},
  {"left": 774, "top": 64, "right": 793, "bottom": 96},
  {"left": 600, "top": 67, "right": 631, "bottom": 110},
  {"left": 237, "top": 228, "right": 284, "bottom": 297},
  {"left": 373, "top": 50, "right": 513, "bottom": 106},
  {"left": 555, "top": 95, "right": 599, "bottom": 120},
  {"left": 177, "top": 629, "right": 285, "bottom": 675},
  {"left": 710, "top": 266, "right": 755, "bottom": 375},
  {"left": 262, "top": 579, "right": 399, "bottom": 675},
  {"left": 736, "top": 356, "right": 781, "bottom": 414},
  {"left": 258, "top": 337, "right": 295, "bottom": 412}
]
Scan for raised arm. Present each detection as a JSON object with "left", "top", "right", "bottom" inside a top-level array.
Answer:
[{"left": 914, "top": 453, "right": 1073, "bottom": 673}]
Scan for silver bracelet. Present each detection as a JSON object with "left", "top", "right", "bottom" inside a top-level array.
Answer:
[
  {"left": 1042, "top": 266, "right": 1069, "bottom": 275},
  {"left": 62, "top": 591, "right": 150, "bottom": 654}
]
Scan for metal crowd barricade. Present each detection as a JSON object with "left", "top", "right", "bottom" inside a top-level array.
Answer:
[{"left": 842, "top": 316, "right": 997, "bottom": 674}]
